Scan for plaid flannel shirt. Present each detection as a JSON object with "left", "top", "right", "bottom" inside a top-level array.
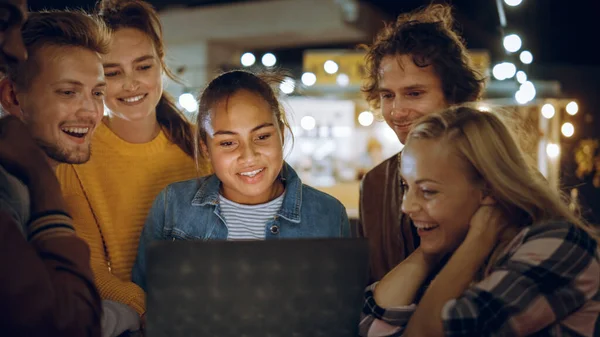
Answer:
[{"left": 360, "top": 221, "right": 600, "bottom": 337}]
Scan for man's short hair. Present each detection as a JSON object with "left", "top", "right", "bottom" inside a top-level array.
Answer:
[
  {"left": 3, "top": 10, "right": 110, "bottom": 89},
  {"left": 362, "top": 4, "right": 484, "bottom": 108}
]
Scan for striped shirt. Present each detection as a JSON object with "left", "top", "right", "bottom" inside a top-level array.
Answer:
[
  {"left": 359, "top": 221, "right": 600, "bottom": 337},
  {"left": 219, "top": 193, "right": 285, "bottom": 240}
]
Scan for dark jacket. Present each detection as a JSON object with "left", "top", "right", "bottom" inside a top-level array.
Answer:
[
  {"left": 0, "top": 210, "right": 101, "bottom": 336},
  {"left": 358, "top": 153, "right": 419, "bottom": 283}
]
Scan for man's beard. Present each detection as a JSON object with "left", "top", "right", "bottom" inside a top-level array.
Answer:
[{"left": 35, "top": 138, "right": 91, "bottom": 164}]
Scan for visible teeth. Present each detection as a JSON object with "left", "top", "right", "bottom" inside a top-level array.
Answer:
[
  {"left": 61, "top": 127, "right": 89, "bottom": 134},
  {"left": 122, "top": 94, "right": 144, "bottom": 103},
  {"left": 240, "top": 169, "right": 263, "bottom": 177},
  {"left": 414, "top": 222, "right": 438, "bottom": 229}
]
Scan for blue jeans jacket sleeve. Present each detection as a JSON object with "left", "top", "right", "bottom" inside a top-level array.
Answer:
[
  {"left": 340, "top": 206, "right": 351, "bottom": 238},
  {"left": 131, "top": 188, "right": 167, "bottom": 291}
]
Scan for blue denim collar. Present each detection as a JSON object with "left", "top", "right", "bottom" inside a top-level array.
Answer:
[{"left": 191, "top": 162, "right": 302, "bottom": 223}]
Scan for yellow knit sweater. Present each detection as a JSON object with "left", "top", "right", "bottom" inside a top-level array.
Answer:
[{"left": 56, "top": 122, "right": 210, "bottom": 315}]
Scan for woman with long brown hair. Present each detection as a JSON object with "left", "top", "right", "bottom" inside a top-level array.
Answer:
[{"left": 56, "top": 0, "right": 210, "bottom": 318}]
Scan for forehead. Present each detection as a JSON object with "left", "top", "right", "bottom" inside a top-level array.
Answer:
[
  {"left": 31, "top": 45, "right": 103, "bottom": 86},
  {"left": 378, "top": 54, "right": 442, "bottom": 90},
  {"left": 105, "top": 28, "right": 156, "bottom": 63},
  {"left": 400, "top": 138, "right": 469, "bottom": 183},
  {"left": 210, "top": 90, "right": 275, "bottom": 128}
]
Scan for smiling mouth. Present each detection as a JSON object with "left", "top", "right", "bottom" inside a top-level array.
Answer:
[
  {"left": 118, "top": 94, "right": 147, "bottom": 103},
  {"left": 239, "top": 168, "right": 264, "bottom": 178},
  {"left": 393, "top": 121, "right": 412, "bottom": 129},
  {"left": 61, "top": 127, "right": 90, "bottom": 138},
  {"left": 413, "top": 222, "right": 440, "bottom": 232}
]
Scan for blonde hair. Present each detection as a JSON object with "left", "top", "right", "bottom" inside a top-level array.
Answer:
[
  {"left": 407, "top": 105, "right": 596, "bottom": 272},
  {"left": 3, "top": 10, "right": 110, "bottom": 89}
]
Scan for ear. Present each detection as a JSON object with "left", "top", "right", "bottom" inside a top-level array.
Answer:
[
  {"left": 480, "top": 186, "right": 497, "bottom": 206},
  {"left": 200, "top": 140, "right": 210, "bottom": 160},
  {"left": 0, "top": 78, "right": 22, "bottom": 117}
]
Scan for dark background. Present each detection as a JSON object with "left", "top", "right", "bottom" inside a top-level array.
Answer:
[{"left": 29, "top": 0, "right": 600, "bottom": 221}]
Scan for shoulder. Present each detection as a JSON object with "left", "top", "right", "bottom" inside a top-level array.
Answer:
[
  {"left": 363, "top": 152, "right": 399, "bottom": 185},
  {"left": 162, "top": 176, "right": 205, "bottom": 198},
  {"left": 300, "top": 184, "right": 344, "bottom": 210},
  {"left": 502, "top": 220, "right": 599, "bottom": 270},
  {"left": 55, "top": 164, "right": 84, "bottom": 196},
  {"left": 522, "top": 221, "right": 597, "bottom": 252}
]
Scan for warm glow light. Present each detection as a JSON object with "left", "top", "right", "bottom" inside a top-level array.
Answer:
[
  {"left": 279, "top": 77, "right": 295, "bottom": 94},
  {"left": 336, "top": 73, "right": 350, "bottom": 87},
  {"left": 492, "top": 62, "right": 516, "bottom": 80},
  {"left": 561, "top": 122, "right": 574, "bottom": 137},
  {"left": 518, "top": 81, "right": 536, "bottom": 103},
  {"left": 541, "top": 103, "right": 555, "bottom": 119},
  {"left": 566, "top": 101, "right": 579, "bottom": 115},
  {"left": 515, "top": 90, "right": 528, "bottom": 104},
  {"left": 261, "top": 53, "right": 276, "bottom": 67},
  {"left": 503, "top": 34, "right": 522, "bottom": 53},
  {"left": 240, "top": 52, "right": 255, "bottom": 67},
  {"left": 358, "top": 111, "right": 374, "bottom": 126},
  {"left": 324, "top": 60, "right": 339, "bottom": 74},
  {"left": 178, "top": 93, "right": 197, "bottom": 113},
  {"left": 504, "top": 0, "right": 523, "bottom": 6},
  {"left": 300, "top": 116, "right": 316, "bottom": 131},
  {"left": 301, "top": 72, "right": 317, "bottom": 86},
  {"left": 478, "top": 104, "right": 491, "bottom": 112},
  {"left": 516, "top": 70, "right": 527, "bottom": 84},
  {"left": 519, "top": 50, "right": 533, "bottom": 64},
  {"left": 546, "top": 143, "right": 560, "bottom": 159}
]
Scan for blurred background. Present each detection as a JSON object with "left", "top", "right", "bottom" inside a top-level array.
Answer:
[{"left": 30, "top": 0, "right": 600, "bottom": 222}]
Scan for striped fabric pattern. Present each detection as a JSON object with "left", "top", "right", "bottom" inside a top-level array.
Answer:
[
  {"left": 27, "top": 210, "right": 75, "bottom": 242},
  {"left": 360, "top": 221, "right": 600, "bottom": 337},
  {"left": 219, "top": 193, "right": 285, "bottom": 240}
]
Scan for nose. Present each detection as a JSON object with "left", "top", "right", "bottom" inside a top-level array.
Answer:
[
  {"left": 238, "top": 141, "right": 258, "bottom": 164},
  {"left": 401, "top": 187, "right": 420, "bottom": 216},
  {"left": 390, "top": 97, "right": 410, "bottom": 118},
  {"left": 77, "top": 92, "right": 102, "bottom": 123},
  {"left": 122, "top": 73, "right": 140, "bottom": 91}
]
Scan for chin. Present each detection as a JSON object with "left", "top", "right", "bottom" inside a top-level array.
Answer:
[{"left": 420, "top": 241, "right": 453, "bottom": 256}]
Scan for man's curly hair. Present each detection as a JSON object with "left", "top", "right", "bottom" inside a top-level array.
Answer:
[{"left": 362, "top": 4, "right": 484, "bottom": 109}]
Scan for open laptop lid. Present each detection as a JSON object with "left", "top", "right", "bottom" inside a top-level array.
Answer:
[{"left": 146, "top": 238, "right": 369, "bottom": 337}]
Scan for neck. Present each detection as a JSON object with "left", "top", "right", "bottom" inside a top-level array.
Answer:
[
  {"left": 47, "top": 157, "right": 59, "bottom": 172},
  {"left": 104, "top": 114, "right": 161, "bottom": 144},
  {"left": 222, "top": 179, "right": 285, "bottom": 205}
]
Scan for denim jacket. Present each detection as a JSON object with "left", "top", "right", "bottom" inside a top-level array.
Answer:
[{"left": 132, "top": 163, "right": 350, "bottom": 290}]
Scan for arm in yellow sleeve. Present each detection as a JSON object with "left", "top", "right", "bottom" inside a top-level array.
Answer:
[{"left": 57, "top": 165, "right": 146, "bottom": 316}]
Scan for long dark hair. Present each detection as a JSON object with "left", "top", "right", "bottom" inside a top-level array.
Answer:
[{"left": 97, "top": 0, "right": 194, "bottom": 157}]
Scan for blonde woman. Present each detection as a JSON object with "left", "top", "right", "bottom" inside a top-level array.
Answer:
[
  {"left": 56, "top": 0, "right": 210, "bottom": 318},
  {"left": 360, "top": 106, "right": 600, "bottom": 337}
]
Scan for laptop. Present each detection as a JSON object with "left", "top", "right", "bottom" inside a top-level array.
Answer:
[{"left": 145, "top": 238, "right": 369, "bottom": 337}]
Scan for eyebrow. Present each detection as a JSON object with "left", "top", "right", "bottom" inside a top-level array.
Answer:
[
  {"left": 51, "top": 80, "right": 107, "bottom": 88},
  {"left": 103, "top": 55, "right": 155, "bottom": 68},
  {"left": 414, "top": 178, "right": 440, "bottom": 184},
  {"left": 213, "top": 122, "right": 275, "bottom": 136},
  {"left": 379, "top": 84, "right": 428, "bottom": 92}
]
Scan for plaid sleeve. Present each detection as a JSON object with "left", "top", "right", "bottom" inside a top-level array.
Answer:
[
  {"left": 441, "top": 221, "right": 600, "bottom": 337},
  {"left": 359, "top": 282, "right": 417, "bottom": 337}
]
